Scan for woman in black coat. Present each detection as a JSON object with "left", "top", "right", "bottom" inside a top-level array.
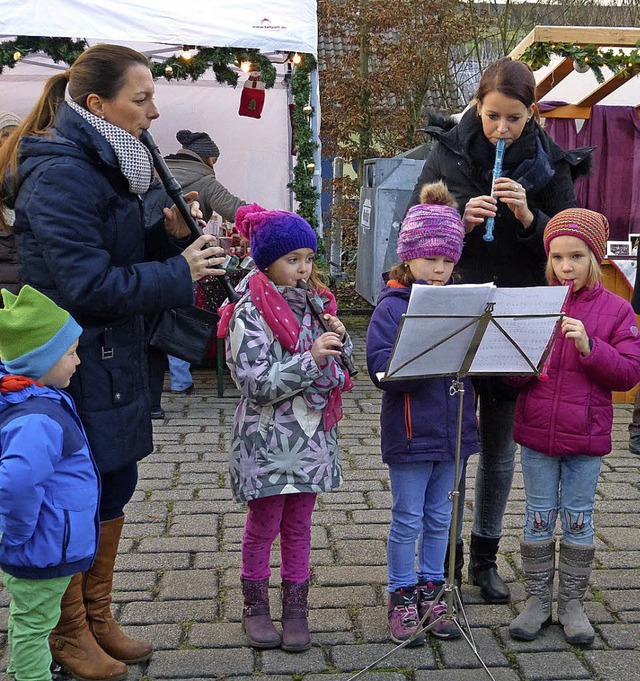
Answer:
[
  {"left": 408, "top": 57, "right": 592, "bottom": 603},
  {"left": 0, "top": 44, "right": 226, "bottom": 680}
]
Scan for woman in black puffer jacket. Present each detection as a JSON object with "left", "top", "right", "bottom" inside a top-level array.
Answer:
[{"left": 407, "top": 57, "right": 593, "bottom": 604}]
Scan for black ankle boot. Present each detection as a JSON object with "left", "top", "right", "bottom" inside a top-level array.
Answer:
[
  {"left": 443, "top": 540, "right": 464, "bottom": 589},
  {"left": 468, "top": 534, "right": 510, "bottom": 603}
]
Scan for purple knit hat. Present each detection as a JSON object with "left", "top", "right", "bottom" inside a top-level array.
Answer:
[
  {"left": 397, "top": 204, "right": 465, "bottom": 264},
  {"left": 235, "top": 203, "right": 317, "bottom": 271}
]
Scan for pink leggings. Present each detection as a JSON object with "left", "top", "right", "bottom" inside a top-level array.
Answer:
[{"left": 241, "top": 493, "right": 317, "bottom": 583}]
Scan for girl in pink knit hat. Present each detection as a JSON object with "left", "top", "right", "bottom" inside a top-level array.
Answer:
[
  {"left": 218, "top": 205, "right": 354, "bottom": 652},
  {"left": 366, "top": 181, "right": 479, "bottom": 646},
  {"left": 509, "top": 208, "right": 640, "bottom": 646}
]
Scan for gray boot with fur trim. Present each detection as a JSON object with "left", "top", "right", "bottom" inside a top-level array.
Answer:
[
  {"left": 557, "top": 541, "right": 595, "bottom": 646},
  {"left": 509, "top": 539, "right": 555, "bottom": 641}
]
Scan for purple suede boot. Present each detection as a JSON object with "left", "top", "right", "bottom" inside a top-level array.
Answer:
[
  {"left": 241, "top": 578, "right": 281, "bottom": 648},
  {"left": 281, "top": 580, "right": 311, "bottom": 652}
]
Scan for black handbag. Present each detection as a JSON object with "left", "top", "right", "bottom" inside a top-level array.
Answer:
[{"left": 149, "top": 283, "right": 218, "bottom": 365}]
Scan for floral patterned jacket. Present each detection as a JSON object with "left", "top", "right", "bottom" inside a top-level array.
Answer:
[{"left": 225, "top": 285, "right": 352, "bottom": 502}]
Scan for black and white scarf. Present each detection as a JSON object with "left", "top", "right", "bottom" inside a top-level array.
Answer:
[{"left": 68, "top": 101, "right": 153, "bottom": 194}]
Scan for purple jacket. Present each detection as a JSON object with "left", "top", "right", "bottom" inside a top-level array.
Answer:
[
  {"left": 513, "top": 283, "right": 640, "bottom": 457},
  {"left": 366, "top": 282, "right": 479, "bottom": 465}
]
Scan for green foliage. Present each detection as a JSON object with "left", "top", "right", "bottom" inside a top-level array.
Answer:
[
  {"left": 287, "top": 54, "right": 320, "bottom": 229},
  {"left": 521, "top": 40, "right": 640, "bottom": 84},
  {"left": 0, "top": 36, "right": 87, "bottom": 73}
]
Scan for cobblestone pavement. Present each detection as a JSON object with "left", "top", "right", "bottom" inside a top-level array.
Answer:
[{"left": 2, "top": 317, "right": 639, "bottom": 681}]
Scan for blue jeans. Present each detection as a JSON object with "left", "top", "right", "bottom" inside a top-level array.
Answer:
[
  {"left": 520, "top": 446, "right": 601, "bottom": 545},
  {"left": 387, "top": 460, "right": 457, "bottom": 592},
  {"left": 168, "top": 355, "right": 192, "bottom": 391}
]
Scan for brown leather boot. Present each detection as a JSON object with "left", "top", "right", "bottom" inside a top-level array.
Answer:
[
  {"left": 84, "top": 516, "right": 154, "bottom": 663},
  {"left": 49, "top": 573, "right": 128, "bottom": 681}
]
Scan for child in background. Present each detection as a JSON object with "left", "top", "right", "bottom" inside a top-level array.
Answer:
[
  {"left": 508, "top": 209, "right": 640, "bottom": 645},
  {"left": 218, "top": 205, "right": 353, "bottom": 652},
  {"left": 366, "top": 182, "right": 479, "bottom": 645},
  {"left": 0, "top": 286, "right": 102, "bottom": 681}
]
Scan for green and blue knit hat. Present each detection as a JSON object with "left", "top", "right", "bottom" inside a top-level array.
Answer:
[{"left": 0, "top": 286, "right": 82, "bottom": 379}]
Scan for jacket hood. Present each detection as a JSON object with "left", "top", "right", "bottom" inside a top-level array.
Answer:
[
  {"left": 165, "top": 149, "right": 217, "bottom": 182},
  {"left": 0, "top": 364, "right": 63, "bottom": 412},
  {"left": 422, "top": 106, "right": 593, "bottom": 181},
  {"left": 15, "top": 103, "right": 120, "bottom": 197},
  {"left": 376, "top": 281, "right": 411, "bottom": 306}
]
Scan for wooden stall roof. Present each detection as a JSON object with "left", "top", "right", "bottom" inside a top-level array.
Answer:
[{"left": 509, "top": 26, "right": 640, "bottom": 119}]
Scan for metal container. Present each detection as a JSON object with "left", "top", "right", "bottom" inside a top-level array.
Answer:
[{"left": 355, "top": 157, "right": 425, "bottom": 306}]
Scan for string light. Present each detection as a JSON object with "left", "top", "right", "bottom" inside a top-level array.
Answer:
[
  {"left": 13, "top": 51, "right": 21, "bottom": 61},
  {"left": 180, "top": 46, "right": 194, "bottom": 60},
  {"left": 164, "top": 65, "right": 173, "bottom": 76},
  {"left": 303, "top": 104, "right": 313, "bottom": 115},
  {"left": 240, "top": 60, "right": 252, "bottom": 73},
  {"left": 292, "top": 52, "right": 302, "bottom": 65}
]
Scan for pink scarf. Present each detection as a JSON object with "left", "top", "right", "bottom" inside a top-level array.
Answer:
[{"left": 217, "top": 271, "right": 353, "bottom": 427}]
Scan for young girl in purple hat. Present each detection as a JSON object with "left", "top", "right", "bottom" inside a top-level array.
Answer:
[
  {"left": 366, "top": 182, "right": 479, "bottom": 646},
  {"left": 218, "top": 205, "right": 354, "bottom": 652}
]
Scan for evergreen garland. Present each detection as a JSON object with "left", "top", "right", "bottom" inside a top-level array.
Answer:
[
  {"left": 287, "top": 54, "right": 319, "bottom": 229},
  {"left": 0, "top": 36, "right": 87, "bottom": 73},
  {"left": 521, "top": 40, "right": 640, "bottom": 84},
  {"left": 151, "top": 47, "right": 277, "bottom": 88}
]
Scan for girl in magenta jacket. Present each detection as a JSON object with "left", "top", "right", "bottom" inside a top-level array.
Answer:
[{"left": 509, "top": 209, "right": 640, "bottom": 647}]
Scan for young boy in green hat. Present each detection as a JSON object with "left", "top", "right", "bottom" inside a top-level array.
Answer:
[{"left": 0, "top": 285, "right": 101, "bottom": 681}]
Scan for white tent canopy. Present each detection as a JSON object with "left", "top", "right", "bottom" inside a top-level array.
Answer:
[
  {"left": 0, "top": 1, "right": 320, "bottom": 214},
  {"left": 0, "top": 0, "right": 317, "bottom": 55}
]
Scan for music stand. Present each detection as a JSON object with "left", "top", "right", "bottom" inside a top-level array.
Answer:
[{"left": 348, "top": 283, "right": 569, "bottom": 681}]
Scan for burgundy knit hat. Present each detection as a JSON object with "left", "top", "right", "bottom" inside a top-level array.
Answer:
[
  {"left": 397, "top": 183, "right": 464, "bottom": 264},
  {"left": 543, "top": 208, "right": 609, "bottom": 263},
  {"left": 235, "top": 204, "right": 317, "bottom": 271}
]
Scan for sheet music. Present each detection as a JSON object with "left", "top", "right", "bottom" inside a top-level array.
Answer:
[
  {"left": 382, "top": 284, "right": 568, "bottom": 380},
  {"left": 469, "top": 287, "right": 568, "bottom": 373}
]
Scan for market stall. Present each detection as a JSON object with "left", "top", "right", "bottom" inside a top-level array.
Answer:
[
  {"left": 0, "top": 0, "right": 320, "bottom": 216},
  {"left": 512, "top": 26, "right": 640, "bottom": 402}
]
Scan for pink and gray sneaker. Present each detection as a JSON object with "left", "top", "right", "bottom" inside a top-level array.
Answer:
[
  {"left": 388, "top": 587, "right": 425, "bottom": 646},
  {"left": 416, "top": 581, "right": 461, "bottom": 640}
]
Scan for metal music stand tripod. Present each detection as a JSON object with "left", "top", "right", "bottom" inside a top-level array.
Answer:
[{"left": 348, "top": 285, "right": 568, "bottom": 681}]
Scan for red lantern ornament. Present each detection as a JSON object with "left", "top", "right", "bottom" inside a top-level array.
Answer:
[{"left": 238, "top": 72, "right": 265, "bottom": 119}]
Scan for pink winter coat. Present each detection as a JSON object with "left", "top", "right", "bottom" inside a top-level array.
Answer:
[{"left": 513, "top": 283, "right": 640, "bottom": 457}]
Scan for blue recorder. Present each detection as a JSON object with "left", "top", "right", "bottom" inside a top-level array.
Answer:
[{"left": 483, "top": 138, "right": 506, "bottom": 243}]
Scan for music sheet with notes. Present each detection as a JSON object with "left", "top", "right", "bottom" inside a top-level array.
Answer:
[{"left": 379, "top": 283, "right": 569, "bottom": 381}]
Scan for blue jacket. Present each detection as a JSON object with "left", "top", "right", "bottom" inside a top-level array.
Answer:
[
  {"left": 0, "top": 370, "right": 100, "bottom": 579},
  {"left": 366, "top": 282, "right": 479, "bottom": 464},
  {"left": 11, "top": 104, "right": 195, "bottom": 471}
]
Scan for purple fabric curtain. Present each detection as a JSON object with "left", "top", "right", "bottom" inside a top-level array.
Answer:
[
  {"left": 575, "top": 106, "right": 640, "bottom": 240},
  {"left": 539, "top": 101, "right": 579, "bottom": 149},
  {"left": 543, "top": 104, "right": 640, "bottom": 240}
]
